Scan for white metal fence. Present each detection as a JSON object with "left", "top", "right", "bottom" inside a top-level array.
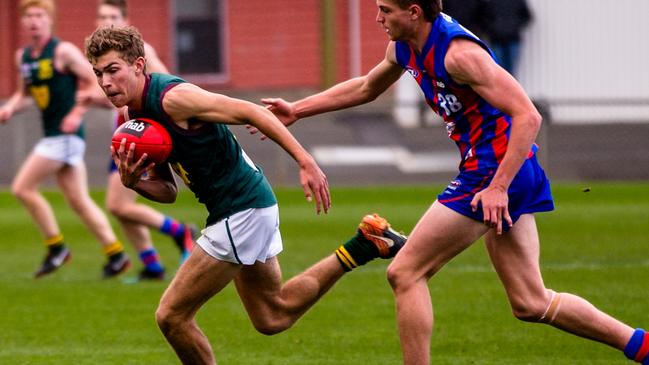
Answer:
[
  {"left": 393, "top": 0, "right": 649, "bottom": 126},
  {"left": 519, "top": 0, "right": 649, "bottom": 124}
]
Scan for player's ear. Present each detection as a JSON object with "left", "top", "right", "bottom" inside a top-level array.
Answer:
[
  {"left": 409, "top": 4, "right": 422, "bottom": 20},
  {"left": 134, "top": 56, "right": 146, "bottom": 75}
]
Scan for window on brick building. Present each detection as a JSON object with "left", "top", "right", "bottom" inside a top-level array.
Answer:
[{"left": 174, "top": 0, "right": 225, "bottom": 78}]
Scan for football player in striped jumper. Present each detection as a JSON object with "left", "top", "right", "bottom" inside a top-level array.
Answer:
[
  {"left": 258, "top": 0, "right": 648, "bottom": 364},
  {"left": 85, "top": 25, "right": 406, "bottom": 364}
]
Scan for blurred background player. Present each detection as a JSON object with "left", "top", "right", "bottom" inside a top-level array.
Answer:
[
  {"left": 94, "top": 0, "right": 197, "bottom": 281},
  {"left": 445, "top": 0, "right": 532, "bottom": 76},
  {"left": 441, "top": 0, "right": 484, "bottom": 36},
  {"left": 0, "top": 0, "right": 129, "bottom": 278},
  {"left": 258, "top": 1, "right": 649, "bottom": 364},
  {"left": 478, "top": 0, "right": 533, "bottom": 76},
  {"left": 86, "top": 25, "right": 406, "bottom": 364}
]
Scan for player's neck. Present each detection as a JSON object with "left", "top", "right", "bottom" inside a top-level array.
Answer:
[
  {"left": 127, "top": 74, "right": 148, "bottom": 112},
  {"left": 408, "top": 22, "right": 432, "bottom": 54},
  {"left": 29, "top": 32, "right": 51, "bottom": 53}
]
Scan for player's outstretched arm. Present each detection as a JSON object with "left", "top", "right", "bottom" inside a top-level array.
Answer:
[
  {"left": 111, "top": 138, "right": 178, "bottom": 203},
  {"left": 259, "top": 42, "right": 404, "bottom": 129},
  {"left": 163, "top": 84, "right": 331, "bottom": 214},
  {"left": 58, "top": 41, "right": 101, "bottom": 133},
  {"left": 0, "top": 50, "right": 29, "bottom": 124},
  {"left": 143, "top": 42, "right": 169, "bottom": 74}
]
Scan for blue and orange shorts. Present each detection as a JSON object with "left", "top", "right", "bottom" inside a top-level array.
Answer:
[{"left": 437, "top": 155, "right": 554, "bottom": 229}]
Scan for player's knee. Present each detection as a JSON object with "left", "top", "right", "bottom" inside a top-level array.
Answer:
[
  {"left": 253, "top": 322, "right": 285, "bottom": 336},
  {"left": 11, "top": 183, "right": 28, "bottom": 201},
  {"left": 510, "top": 289, "right": 560, "bottom": 323},
  {"left": 387, "top": 262, "right": 417, "bottom": 293},
  {"left": 155, "top": 304, "right": 182, "bottom": 334},
  {"left": 250, "top": 316, "right": 289, "bottom": 336},
  {"left": 511, "top": 300, "right": 546, "bottom": 322},
  {"left": 106, "top": 199, "right": 125, "bottom": 218}
]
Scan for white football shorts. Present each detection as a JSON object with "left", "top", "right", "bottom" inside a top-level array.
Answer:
[
  {"left": 33, "top": 135, "right": 86, "bottom": 166},
  {"left": 196, "top": 205, "right": 283, "bottom": 265}
]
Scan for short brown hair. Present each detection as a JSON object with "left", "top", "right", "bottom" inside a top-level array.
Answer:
[
  {"left": 85, "top": 25, "right": 144, "bottom": 65},
  {"left": 20, "top": 0, "right": 55, "bottom": 18},
  {"left": 99, "top": 0, "right": 127, "bottom": 18},
  {"left": 393, "top": 0, "right": 442, "bottom": 22}
]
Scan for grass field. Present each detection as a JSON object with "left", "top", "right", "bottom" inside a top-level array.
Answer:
[{"left": 0, "top": 182, "right": 647, "bottom": 364}]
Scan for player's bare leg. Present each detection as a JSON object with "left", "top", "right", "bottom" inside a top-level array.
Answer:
[
  {"left": 386, "top": 201, "right": 487, "bottom": 365},
  {"left": 232, "top": 213, "right": 405, "bottom": 333},
  {"left": 11, "top": 153, "right": 64, "bottom": 238},
  {"left": 156, "top": 246, "right": 241, "bottom": 365},
  {"left": 106, "top": 173, "right": 154, "bottom": 252},
  {"left": 106, "top": 171, "right": 194, "bottom": 278},
  {"left": 57, "top": 162, "right": 118, "bottom": 246},
  {"left": 58, "top": 162, "right": 130, "bottom": 277},
  {"left": 485, "top": 214, "right": 634, "bottom": 350},
  {"left": 234, "top": 255, "right": 344, "bottom": 335},
  {"left": 106, "top": 172, "right": 168, "bottom": 231}
]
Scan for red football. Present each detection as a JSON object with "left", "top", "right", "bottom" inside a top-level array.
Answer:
[{"left": 111, "top": 118, "right": 172, "bottom": 164}]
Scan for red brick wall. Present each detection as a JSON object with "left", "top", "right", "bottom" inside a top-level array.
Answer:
[
  {"left": 227, "top": 0, "right": 321, "bottom": 89},
  {"left": 0, "top": 0, "right": 19, "bottom": 97},
  {"left": 0, "top": 0, "right": 389, "bottom": 96},
  {"left": 125, "top": 1, "right": 171, "bottom": 69},
  {"left": 334, "top": 0, "right": 350, "bottom": 82},
  {"left": 333, "top": 1, "right": 392, "bottom": 82},
  {"left": 0, "top": 0, "right": 170, "bottom": 98},
  {"left": 225, "top": 0, "right": 387, "bottom": 89},
  {"left": 53, "top": 0, "right": 171, "bottom": 69},
  {"left": 358, "top": 1, "right": 390, "bottom": 74}
]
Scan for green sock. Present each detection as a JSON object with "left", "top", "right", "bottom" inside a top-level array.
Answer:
[{"left": 334, "top": 235, "right": 379, "bottom": 271}]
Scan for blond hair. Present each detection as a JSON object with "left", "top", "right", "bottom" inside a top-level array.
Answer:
[{"left": 20, "top": 0, "right": 55, "bottom": 18}]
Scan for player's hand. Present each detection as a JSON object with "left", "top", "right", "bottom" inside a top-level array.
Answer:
[
  {"left": 76, "top": 88, "right": 113, "bottom": 108},
  {"left": 111, "top": 138, "right": 155, "bottom": 189},
  {"left": 298, "top": 157, "right": 330, "bottom": 215},
  {"left": 60, "top": 112, "right": 83, "bottom": 133},
  {"left": 470, "top": 184, "right": 512, "bottom": 235},
  {"left": 247, "top": 98, "right": 299, "bottom": 140},
  {"left": 75, "top": 89, "right": 93, "bottom": 105},
  {"left": 0, "top": 106, "right": 13, "bottom": 124}
]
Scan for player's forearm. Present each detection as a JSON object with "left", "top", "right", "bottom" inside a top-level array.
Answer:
[
  {"left": 2, "top": 92, "right": 26, "bottom": 115},
  {"left": 490, "top": 111, "right": 542, "bottom": 190},
  {"left": 293, "top": 77, "right": 377, "bottom": 119},
  {"left": 132, "top": 179, "right": 178, "bottom": 204},
  {"left": 81, "top": 87, "right": 114, "bottom": 109},
  {"left": 67, "top": 104, "right": 88, "bottom": 119},
  {"left": 254, "top": 107, "right": 315, "bottom": 167}
]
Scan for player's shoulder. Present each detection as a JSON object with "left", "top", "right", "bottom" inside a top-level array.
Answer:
[
  {"left": 143, "top": 41, "right": 157, "bottom": 55},
  {"left": 384, "top": 41, "right": 398, "bottom": 62},
  {"left": 446, "top": 38, "right": 488, "bottom": 65},
  {"left": 53, "top": 39, "right": 84, "bottom": 59},
  {"left": 14, "top": 48, "right": 23, "bottom": 62},
  {"left": 53, "top": 39, "right": 79, "bottom": 51},
  {"left": 161, "top": 81, "right": 202, "bottom": 107}
]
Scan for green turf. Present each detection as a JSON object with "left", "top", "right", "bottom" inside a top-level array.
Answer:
[{"left": 0, "top": 182, "right": 647, "bottom": 364}]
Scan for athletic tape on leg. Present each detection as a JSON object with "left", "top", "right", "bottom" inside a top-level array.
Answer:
[{"left": 539, "top": 289, "right": 562, "bottom": 324}]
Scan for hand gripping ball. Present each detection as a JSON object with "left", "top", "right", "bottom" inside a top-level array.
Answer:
[{"left": 111, "top": 118, "right": 172, "bottom": 164}]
